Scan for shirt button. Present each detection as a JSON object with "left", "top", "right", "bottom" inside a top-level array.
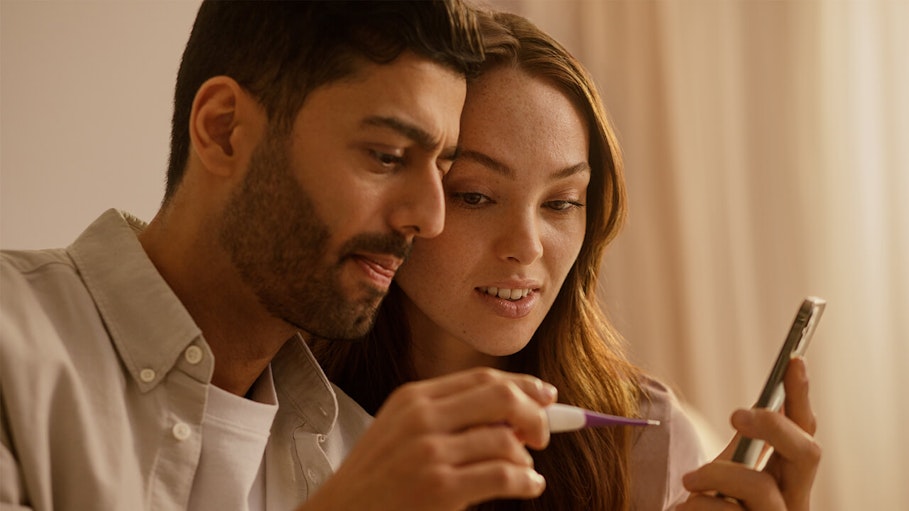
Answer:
[
  {"left": 172, "top": 422, "right": 192, "bottom": 441},
  {"left": 139, "top": 368, "right": 156, "bottom": 383},
  {"left": 306, "top": 468, "right": 318, "bottom": 483},
  {"left": 317, "top": 434, "right": 326, "bottom": 444},
  {"left": 184, "top": 345, "right": 203, "bottom": 365}
]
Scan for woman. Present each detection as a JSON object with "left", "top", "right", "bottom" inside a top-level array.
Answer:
[{"left": 312, "top": 11, "right": 819, "bottom": 511}]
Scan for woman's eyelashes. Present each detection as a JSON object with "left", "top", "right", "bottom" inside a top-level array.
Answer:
[
  {"left": 545, "top": 199, "right": 585, "bottom": 212},
  {"left": 448, "top": 190, "right": 586, "bottom": 213},
  {"left": 450, "top": 191, "right": 492, "bottom": 207}
]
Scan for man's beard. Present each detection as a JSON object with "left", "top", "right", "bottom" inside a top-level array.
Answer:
[{"left": 218, "top": 130, "right": 410, "bottom": 339}]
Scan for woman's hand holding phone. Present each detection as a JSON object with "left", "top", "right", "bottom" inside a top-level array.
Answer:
[
  {"left": 679, "top": 357, "right": 821, "bottom": 510},
  {"left": 677, "top": 298, "right": 825, "bottom": 510}
]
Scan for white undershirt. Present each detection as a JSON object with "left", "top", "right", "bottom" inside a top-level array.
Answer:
[{"left": 188, "top": 366, "right": 278, "bottom": 511}]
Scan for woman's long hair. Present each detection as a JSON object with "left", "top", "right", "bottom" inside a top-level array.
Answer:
[{"left": 311, "top": 11, "right": 644, "bottom": 511}]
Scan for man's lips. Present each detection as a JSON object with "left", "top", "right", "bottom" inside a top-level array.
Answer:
[
  {"left": 355, "top": 253, "right": 402, "bottom": 276},
  {"left": 350, "top": 253, "right": 403, "bottom": 288}
]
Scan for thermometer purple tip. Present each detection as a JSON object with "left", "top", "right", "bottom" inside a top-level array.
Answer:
[
  {"left": 546, "top": 403, "right": 660, "bottom": 433},
  {"left": 583, "top": 408, "right": 661, "bottom": 428}
]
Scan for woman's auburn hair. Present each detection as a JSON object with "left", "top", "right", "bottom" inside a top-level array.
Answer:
[{"left": 311, "top": 11, "right": 644, "bottom": 511}]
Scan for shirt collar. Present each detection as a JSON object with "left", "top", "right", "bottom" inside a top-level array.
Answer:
[
  {"left": 272, "top": 334, "right": 339, "bottom": 434},
  {"left": 67, "top": 209, "right": 346, "bottom": 433},
  {"left": 67, "top": 209, "right": 205, "bottom": 392}
]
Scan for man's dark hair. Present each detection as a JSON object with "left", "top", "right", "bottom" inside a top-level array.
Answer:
[{"left": 165, "top": 0, "right": 485, "bottom": 201}]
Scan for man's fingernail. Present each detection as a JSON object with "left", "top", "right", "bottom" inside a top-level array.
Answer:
[
  {"left": 542, "top": 382, "right": 557, "bottom": 400},
  {"left": 538, "top": 408, "right": 552, "bottom": 446},
  {"left": 530, "top": 471, "right": 546, "bottom": 491}
]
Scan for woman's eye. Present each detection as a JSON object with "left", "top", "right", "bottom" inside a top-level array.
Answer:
[
  {"left": 451, "top": 192, "right": 491, "bottom": 206},
  {"left": 546, "top": 200, "right": 585, "bottom": 211}
]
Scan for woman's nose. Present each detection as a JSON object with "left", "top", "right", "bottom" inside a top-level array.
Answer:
[{"left": 495, "top": 210, "right": 544, "bottom": 264}]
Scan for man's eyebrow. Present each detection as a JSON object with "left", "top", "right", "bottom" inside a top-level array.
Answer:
[
  {"left": 459, "top": 149, "right": 591, "bottom": 180},
  {"left": 361, "top": 115, "right": 441, "bottom": 152}
]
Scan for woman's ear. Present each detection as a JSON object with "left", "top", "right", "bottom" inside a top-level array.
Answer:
[{"left": 188, "top": 76, "right": 265, "bottom": 178}]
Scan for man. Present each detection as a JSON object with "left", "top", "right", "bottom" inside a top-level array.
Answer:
[{"left": 0, "top": 2, "right": 554, "bottom": 510}]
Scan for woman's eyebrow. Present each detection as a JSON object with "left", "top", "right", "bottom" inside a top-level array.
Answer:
[
  {"left": 459, "top": 149, "right": 590, "bottom": 180},
  {"left": 458, "top": 149, "right": 513, "bottom": 178},
  {"left": 555, "top": 162, "right": 591, "bottom": 179}
]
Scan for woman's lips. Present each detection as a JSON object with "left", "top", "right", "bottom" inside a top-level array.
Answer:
[
  {"left": 477, "top": 286, "right": 533, "bottom": 300},
  {"left": 474, "top": 287, "right": 538, "bottom": 318}
]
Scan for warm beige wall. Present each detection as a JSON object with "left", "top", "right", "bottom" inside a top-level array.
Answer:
[{"left": 0, "top": 0, "right": 201, "bottom": 249}]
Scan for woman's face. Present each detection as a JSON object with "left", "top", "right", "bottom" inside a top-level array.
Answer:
[{"left": 395, "top": 66, "right": 590, "bottom": 374}]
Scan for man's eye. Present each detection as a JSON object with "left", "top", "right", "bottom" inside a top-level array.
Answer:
[{"left": 370, "top": 150, "right": 404, "bottom": 167}]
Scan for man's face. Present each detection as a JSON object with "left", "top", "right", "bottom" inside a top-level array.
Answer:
[{"left": 219, "top": 51, "right": 466, "bottom": 339}]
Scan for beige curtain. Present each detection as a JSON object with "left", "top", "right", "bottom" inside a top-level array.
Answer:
[{"left": 489, "top": 1, "right": 908, "bottom": 509}]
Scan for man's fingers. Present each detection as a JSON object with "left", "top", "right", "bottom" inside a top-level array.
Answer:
[
  {"left": 409, "top": 426, "right": 534, "bottom": 468},
  {"left": 387, "top": 367, "right": 556, "bottom": 407},
  {"left": 435, "top": 379, "right": 551, "bottom": 449},
  {"left": 453, "top": 461, "right": 546, "bottom": 505},
  {"left": 323, "top": 368, "right": 558, "bottom": 511},
  {"left": 380, "top": 367, "right": 555, "bottom": 449}
]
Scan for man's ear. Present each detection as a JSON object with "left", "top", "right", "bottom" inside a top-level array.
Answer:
[{"left": 189, "top": 76, "right": 264, "bottom": 178}]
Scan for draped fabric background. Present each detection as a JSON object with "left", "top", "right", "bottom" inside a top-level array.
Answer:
[
  {"left": 1, "top": 1, "right": 906, "bottom": 509},
  {"left": 489, "top": 1, "right": 908, "bottom": 509}
]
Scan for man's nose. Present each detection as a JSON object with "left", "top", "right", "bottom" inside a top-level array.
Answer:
[{"left": 389, "top": 165, "right": 445, "bottom": 241}]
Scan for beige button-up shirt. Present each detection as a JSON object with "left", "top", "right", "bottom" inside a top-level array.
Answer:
[{"left": 0, "top": 209, "right": 372, "bottom": 510}]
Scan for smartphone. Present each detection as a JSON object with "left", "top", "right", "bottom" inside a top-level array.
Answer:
[{"left": 731, "top": 296, "right": 826, "bottom": 468}]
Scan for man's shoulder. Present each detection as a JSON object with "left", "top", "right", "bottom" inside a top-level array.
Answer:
[
  {"left": 1, "top": 246, "right": 90, "bottom": 314},
  {"left": 1, "top": 248, "right": 83, "bottom": 323},
  {"left": 1, "top": 246, "right": 74, "bottom": 277}
]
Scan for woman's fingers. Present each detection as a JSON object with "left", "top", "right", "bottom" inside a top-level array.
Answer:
[
  {"left": 681, "top": 461, "right": 785, "bottom": 511},
  {"left": 732, "top": 408, "right": 821, "bottom": 476},
  {"left": 782, "top": 357, "right": 817, "bottom": 435},
  {"left": 682, "top": 359, "right": 821, "bottom": 511}
]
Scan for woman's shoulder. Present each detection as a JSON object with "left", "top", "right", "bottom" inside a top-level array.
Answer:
[{"left": 629, "top": 375, "right": 709, "bottom": 510}]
